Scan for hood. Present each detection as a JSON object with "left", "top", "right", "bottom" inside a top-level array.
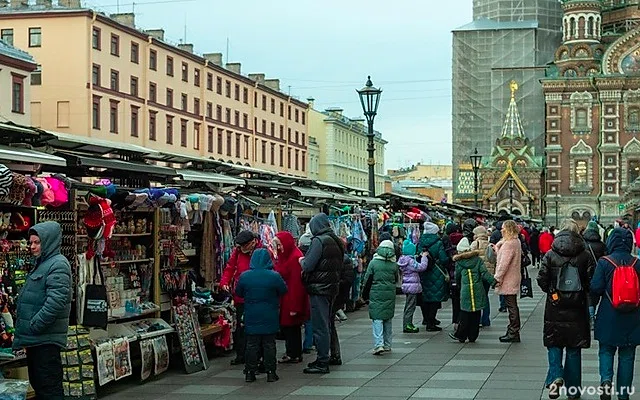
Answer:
[
  {"left": 445, "top": 222, "right": 460, "bottom": 235},
  {"left": 250, "top": 248, "right": 274, "bottom": 270},
  {"left": 473, "top": 226, "right": 488, "bottom": 241},
  {"left": 298, "top": 224, "right": 313, "bottom": 247},
  {"left": 495, "top": 221, "right": 504, "bottom": 230},
  {"left": 456, "top": 237, "right": 471, "bottom": 253},
  {"left": 551, "top": 230, "right": 585, "bottom": 257},
  {"left": 588, "top": 221, "right": 600, "bottom": 231},
  {"left": 462, "top": 218, "right": 477, "bottom": 237},
  {"left": 375, "top": 240, "right": 396, "bottom": 261},
  {"left": 276, "top": 231, "right": 297, "bottom": 259},
  {"left": 397, "top": 255, "right": 415, "bottom": 268},
  {"left": 583, "top": 228, "right": 602, "bottom": 243},
  {"left": 453, "top": 250, "right": 481, "bottom": 264},
  {"left": 29, "top": 221, "right": 62, "bottom": 262},
  {"left": 379, "top": 232, "right": 392, "bottom": 242},
  {"left": 606, "top": 227, "right": 634, "bottom": 254},
  {"left": 309, "top": 213, "right": 332, "bottom": 236},
  {"left": 423, "top": 221, "right": 440, "bottom": 235}
]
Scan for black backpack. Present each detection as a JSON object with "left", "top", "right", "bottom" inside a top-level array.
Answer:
[{"left": 556, "top": 261, "right": 582, "bottom": 293}]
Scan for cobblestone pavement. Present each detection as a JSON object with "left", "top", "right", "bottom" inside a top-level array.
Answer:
[{"left": 102, "top": 271, "right": 640, "bottom": 400}]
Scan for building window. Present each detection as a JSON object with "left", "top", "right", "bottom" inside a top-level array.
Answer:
[
  {"left": 217, "top": 129, "right": 223, "bottom": 154},
  {"left": 207, "top": 127, "right": 214, "bottom": 153},
  {"left": 629, "top": 160, "right": 640, "bottom": 184},
  {"left": 166, "top": 56, "right": 174, "bottom": 76},
  {"left": 287, "top": 148, "right": 292, "bottom": 168},
  {"left": 1, "top": 29, "right": 14, "bottom": 46},
  {"left": 234, "top": 111, "right": 240, "bottom": 126},
  {"left": 29, "top": 27, "right": 42, "bottom": 48},
  {"left": 235, "top": 134, "right": 241, "bottom": 158},
  {"left": 262, "top": 95, "right": 267, "bottom": 111},
  {"left": 194, "top": 69, "right": 200, "bottom": 87},
  {"left": 149, "top": 82, "right": 157, "bottom": 102},
  {"left": 302, "top": 151, "right": 306, "bottom": 171},
  {"left": 216, "top": 77, "right": 222, "bottom": 94},
  {"left": 130, "top": 76, "right": 138, "bottom": 97},
  {"left": 181, "top": 93, "right": 188, "bottom": 111},
  {"left": 206, "top": 73, "right": 213, "bottom": 90},
  {"left": 226, "top": 132, "right": 232, "bottom": 156},
  {"left": 92, "top": 96, "right": 100, "bottom": 129},
  {"left": 279, "top": 146, "right": 284, "bottom": 167},
  {"left": 206, "top": 102, "right": 213, "bottom": 119},
  {"left": 628, "top": 107, "right": 640, "bottom": 131},
  {"left": 110, "top": 69, "right": 119, "bottom": 91},
  {"left": 295, "top": 109, "right": 299, "bottom": 122},
  {"left": 149, "top": 111, "right": 157, "bottom": 141},
  {"left": 280, "top": 125, "right": 284, "bottom": 139},
  {"left": 225, "top": 108, "right": 231, "bottom": 123},
  {"left": 92, "top": 64, "right": 101, "bottom": 86},
  {"left": 193, "top": 123, "right": 200, "bottom": 150},
  {"left": 270, "top": 122, "right": 275, "bottom": 136},
  {"left": 575, "top": 108, "right": 588, "bottom": 129},
  {"left": 109, "top": 100, "right": 118, "bottom": 133},
  {"left": 225, "top": 80, "right": 231, "bottom": 97},
  {"left": 243, "top": 88, "right": 248, "bottom": 103},
  {"left": 31, "top": 65, "right": 42, "bottom": 86},
  {"left": 301, "top": 133, "right": 306, "bottom": 146},
  {"left": 288, "top": 128, "right": 291, "bottom": 141},
  {"left": 216, "top": 105, "right": 222, "bottom": 120},
  {"left": 234, "top": 84, "right": 240, "bottom": 101},
  {"left": 166, "top": 88, "right": 173, "bottom": 107},
  {"left": 130, "top": 42, "right": 139, "bottom": 64},
  {"left": 302, "top": 112, "right": 306, "bottom": 125},
  {"left": 131, "top": 106, "right": 139, "bottom": 137},
  {"left": 181, "top": 62, "right": 188, "bottom": 82},
  {"left": 149, "top": 49, "right": 157, "bottom": 70},
  {"left": 254, "top": 93, "right": 258, "bottom": 107},
  {"left": 244, "top": 136, "right": 250, "bottom": 159},
  {"left": 295, "top": 131, "right": 299, "bottom": 144},
  {"left": 295, "top": 149, "right": 299, "bottom": 170},
  {"left": 90, "top": 27, "right": 99, "bottom": 50},
  {"left": 575, "top": 160, "right": 588, "bottom": 184},
  {"left": 109, "top": 33, "right": 119, "bottom": 55},
  {"left": 194, "top": 98, "right": 200, "bottom": 115},
  {"left": 270, "top": 99, "right": 275, "bottom": 114},
  {"left": 288, "top": 105, "right": 291, "bottom": 120},
  {"left": 261, "top": 141, "right": 267, "bottom": 163},
  {"left": 166, "top": 116, "right": 173, "bottom": 144},
  {"left": 262, "top": 119, "right": 266, "bottom": 134},
  {"left": 270, "top": 144, "right": 275, "bottom": 165},
  {"left": 243, "top": 113, "right": 248, "bottom": 128},
  {"left": 280, "top": 102, "right": 284, "bottom": 117}
]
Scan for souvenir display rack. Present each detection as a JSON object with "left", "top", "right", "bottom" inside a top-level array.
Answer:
[{"left": 172, "top": 300, "right": 208, "bottom": 374}]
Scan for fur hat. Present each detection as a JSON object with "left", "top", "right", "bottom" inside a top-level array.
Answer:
[{"left": 235, "top": 230, "right": 257, "bottom": 245}]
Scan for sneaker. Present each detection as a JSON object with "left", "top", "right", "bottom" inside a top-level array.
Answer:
[
  {"left": 267, "top": 371, "right": 279, "bottom": 382},
  {"left": 499, "top": 335, "right": 521, "bottom": 343},
  {"left": 336, "top": 309, "right": 348, "bottom": 321},
  {"left": 303, "top": 364, "right": 329, "bottom": 374},
  {"left": 372, "top": 346, "right": 385, "bottom": 355},
  {"left": 245, "top": 371, "right": 256, "bottom": 383},
  {"left": 548, "top": 378, "right": 563, "bottom": 400},
  {"left": 328, "top": 357, "right": 342, "bottom": 366},
  {"left": 425, "top": 325, "right": 442, "bottom": 332},
  {"left": 383, "top": 346, "right": 392, "bottom": 352},
  {"left": 403, "top": 324, "right": 419, "bottom": 333}
]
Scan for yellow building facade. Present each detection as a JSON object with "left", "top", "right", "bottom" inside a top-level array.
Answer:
[
  {"left": 308, "top": 107, "right": 386, "bottom": 195},
  {"left": 0, "top": 4, "right": 309, "bottom": 177},
  {"left": 388, "top": 164, "right": 452, "bottom": 181},
  {"left": 0, "top": 37, "right": 36, "bottom": 126}
]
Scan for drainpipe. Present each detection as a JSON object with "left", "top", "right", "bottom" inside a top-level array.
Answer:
[
  {"left": 590, "top": 76, "right": 603, "bottom": 221},
  {"left": 88, "top": 11, "right": 98, "bottom": 138}
]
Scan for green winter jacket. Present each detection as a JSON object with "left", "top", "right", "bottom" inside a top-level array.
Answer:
[
  {"left": 418, "top": 233, "right": 451, "bottom": 303},
  {"left": 454, "top": 250, "right": 496, "bottom": 312},
  {"left": 14, "top": 222, "right": 72, "bottom": 350},
  {"left": 364, "top": 243, "right": 398, "bottom": 321}
]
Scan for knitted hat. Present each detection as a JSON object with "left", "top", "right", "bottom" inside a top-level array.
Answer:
[
  {"left": 0, "top": 164, "right": 12, "bottom": 197},
  {"left": 402, "top": 239, "right": 416, "bottom": 256},
  {"left": 84, "top": 201, "right": 105, "bottom": 240},
  {"left": 98, "top": 198, "right": 116, "bottom": 238},
  {"left": 45, "top": 176, "right": 69, "bottom": 207},
  {"left": 235, "top": 230, "right": 257, "bottom": 245},
  {"left": 456, "top": 237, "right": 471, "bottom": 253}
]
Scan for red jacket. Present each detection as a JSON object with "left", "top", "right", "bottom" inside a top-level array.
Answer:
[
  {"left": 539, "top": 232, "right": 554, "bottom": 254},
  {"left": 520, "top": 228, "right": 530, "bottom": 246},
  {"left": 220, "top": 242, "right": 262, "bottom": 304},
  {"left": 274, "top": 232, "right": 310, "bottom": 326}
]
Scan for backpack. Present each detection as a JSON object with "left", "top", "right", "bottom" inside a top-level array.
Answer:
[
  {"left": 486, "top": 245, "right": 497, "bottom": 264},
  {"left": 556, "top": 261, "right": 582, "bottom": 293},
  {"left": 602, "top": 257, "right": 640, "bottom": 312}
]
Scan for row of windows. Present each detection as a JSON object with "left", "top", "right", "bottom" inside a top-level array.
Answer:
[
  {"left": 91, "top": 27, "right": 306, "bottom": 125},
  {"left": 563, "top": 107, "right": 640, "bottom": 131},
  {"left": 90, "top": 97, "right": 306, "bottom": 171},
  {"left": 0, "top": 27, "right": 41, "bottom": 47},
  {"left": 91, "top": 64, "right": 306, "bottom": 145}
]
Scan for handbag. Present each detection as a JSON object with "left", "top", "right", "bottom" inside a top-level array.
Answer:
[
  {"left": 82, "top": 257, "right": 108, "bottom": 329},
  {"left": 520, "top": 265, "right": 533, "bottom": 299}
]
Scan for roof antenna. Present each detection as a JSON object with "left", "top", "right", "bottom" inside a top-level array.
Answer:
[
  {"left": 183, "top": 14, "right": 187, "bottom": 43},
  {"left": 226, "top": 37, "right": 229, "bottom": 64}
]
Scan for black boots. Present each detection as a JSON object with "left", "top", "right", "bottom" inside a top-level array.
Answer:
[
  {"left": 267, "top": 371, "right": 279, "bottom": 382},
  {"left": 328, "top": 357, "right": 342, "bottom": 366},
  {"left": 304, "top": 360, "right": 330, "bottom": 374},
  {"left": 499, "top": 334, "right": 521, "bottom": 343},
  {"left": 245, "top": 371, "right": 256, "bottom": 382}
]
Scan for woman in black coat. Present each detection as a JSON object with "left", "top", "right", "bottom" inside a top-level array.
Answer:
[
  {"left": 582, "top": 224, "right": 606, "bottom": 328},
  {"left": 536, "top": 220, "right": 591, "bottom": 400}
]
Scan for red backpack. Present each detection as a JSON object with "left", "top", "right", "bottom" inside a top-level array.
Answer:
[{"left": 602, "top": 257, "right": 640, "bottom": 312}]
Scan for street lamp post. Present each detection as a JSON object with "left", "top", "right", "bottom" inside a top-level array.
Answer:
[
  {"left": 357, "top": 76, "right": 382, "bottom": 198},
  {"left": 507, "top": 176, "right": 515, "bottom": 214},
  {"left": 555, "top": 199, "right": 559, "bottom": 227},
  {"left": 470, "top": 147, "right": 482, "bottom": 208}
]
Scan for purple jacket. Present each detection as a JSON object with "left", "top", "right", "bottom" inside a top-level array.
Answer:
[{"left": 397, "top": 255, "right": 428, "bottom": 294}]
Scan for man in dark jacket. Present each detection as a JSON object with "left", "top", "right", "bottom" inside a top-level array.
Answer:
[
  {"left": 529, "top": 227, "right": 541, "bottom": 268},
  {"left": 591, "top": 228, "right": 640, "bottom": 400},
  {"left": 236, "top": 248, "right": 287, "bottom": 383},
  {"left": 328, "top": 253, "right": 354, "bottom": 365},
  {"left": 490, "top": 220, "right": 504, "bottom": 245},
  {"left": 14, "top": 222, "right": 72, "bottom": 400},
  {"left": 583, "top": 221, "right": 607, "bottom": 329},
  {"left": 301, "top": 213, "right": 343, "bottom": 374},
  {"left": 536, "top": 221, "right": 591, "bottom": 399}
]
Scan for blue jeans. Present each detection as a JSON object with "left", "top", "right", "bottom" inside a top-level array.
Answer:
[
  {"left": 372, "top": 319, "right": 393, "bottom": 348},
  {"left": 499, "top": 295, "right": 506, "bottom": 309},
  {"left": 545, "top": 347, "right": 582, "bottom": 393},
  {"left": 303, "top": 319, "right": 313, "bottom": 350},
  {"left": 599, "top": 344, "right": 636, "bottom": 400},
  {"left": 481, "top": 281, "right": 491, "bottom": 326},
  {"left": 351, "top": 271, "right": 361, "bottom": 302}
]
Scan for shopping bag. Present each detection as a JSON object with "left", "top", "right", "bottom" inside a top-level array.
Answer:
[
  {"left": 520, "top": 266, "right": 533, "bottom": 299},
  {"left": 82, "top": 257, "right": 108, "bottom": 329}
]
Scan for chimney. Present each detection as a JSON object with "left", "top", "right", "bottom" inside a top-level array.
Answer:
[
  {"left": 307, "top": 97, "right": 315, "bottom": 109},
  {"left": 58, "top": 0, "right": 81, "bottom": 7},
  {"left": 110, "top": 12, "right": 135, "bottom": 28},
  {"left": 264, "top": 79, "right": 280, "bottom": 91},
  {"left": 10, "top": 0, "right": 27, "bottom": 7},
  {"left": 177, "top": 43, "right": 194, "bottom": 53},
  {"left": 225, "top": 62, "right": 241, "bottom": 74},
  {"left": 36, "top": 0, "right": 53, "bottom": 7},
  {"left": 248, "top": 73, "right": 266, "bottom": 84},
  {"left": 145, "top": 29, "right": 165, "bottom": 41},
  {"left": 203, "top": 53, "right": 222, "bottom": 66}
]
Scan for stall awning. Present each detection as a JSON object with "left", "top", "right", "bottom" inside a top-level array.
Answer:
[
  {"left": 362, "top": 197, "right": 386, "bottom": 205},
  {"left": 46, "top": 131, "right": 159, "bottom": 156},
  {"left": 245, "top": 179, "right": 292, "bottom": 190},
  {"left": 293, "top": 187, "right": 335, "bottom": 200},
  {"left": 332, "top": 192, "right": 361, "bottom": 202},
  {"left": 64, "top": 154, "right": 178, "bottom": 176},
  {"left": 0, "top": 145, "right": 66, "bottom": 166},
  {"left": 179, "top": 169, "right": 245, "bottom": 185}
]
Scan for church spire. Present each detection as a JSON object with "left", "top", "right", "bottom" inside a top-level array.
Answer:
[{"left": 501, "top": 80, "right": 525, "bottom": 138}]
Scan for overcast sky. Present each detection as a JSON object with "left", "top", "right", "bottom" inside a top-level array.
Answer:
[{"left": 86, "top": 0, "right": 472, "bottom": 170}]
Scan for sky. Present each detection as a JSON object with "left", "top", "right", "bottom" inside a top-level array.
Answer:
[{"left": 86, "top": 0, "right": 473, "bottom": 170}]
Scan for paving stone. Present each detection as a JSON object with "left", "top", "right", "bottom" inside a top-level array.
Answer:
[{"left": 290, "top": 385, "right": 359, "bottom": 396}]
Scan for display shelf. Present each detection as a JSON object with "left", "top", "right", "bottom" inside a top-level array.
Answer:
[
  {"left": 200, "top": 323, "right": 223, "bottom": 338},
  {"left": 78, "top": 233, "right": 152, "bottom": 238},
  {"left": 108, "top": 306, "right": 161, "bottom": 322},
  {"left": 100, "top": 258, "right": 154, "bottom": 266}
]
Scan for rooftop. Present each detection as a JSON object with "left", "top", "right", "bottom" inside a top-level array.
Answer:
[
  {"left": 453, "top": 18, "right": 539, "bottom": 32},
  {"left": 0, "top": 38, "right": 36, "bottom": 65}
]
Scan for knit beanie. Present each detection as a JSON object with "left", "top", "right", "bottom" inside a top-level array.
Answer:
[
  {"left": 402, "top": 239, "right": 416, "bottom": 256},
  {"left": 456, "top": 237, "right": 471, "bottom": 253}
]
